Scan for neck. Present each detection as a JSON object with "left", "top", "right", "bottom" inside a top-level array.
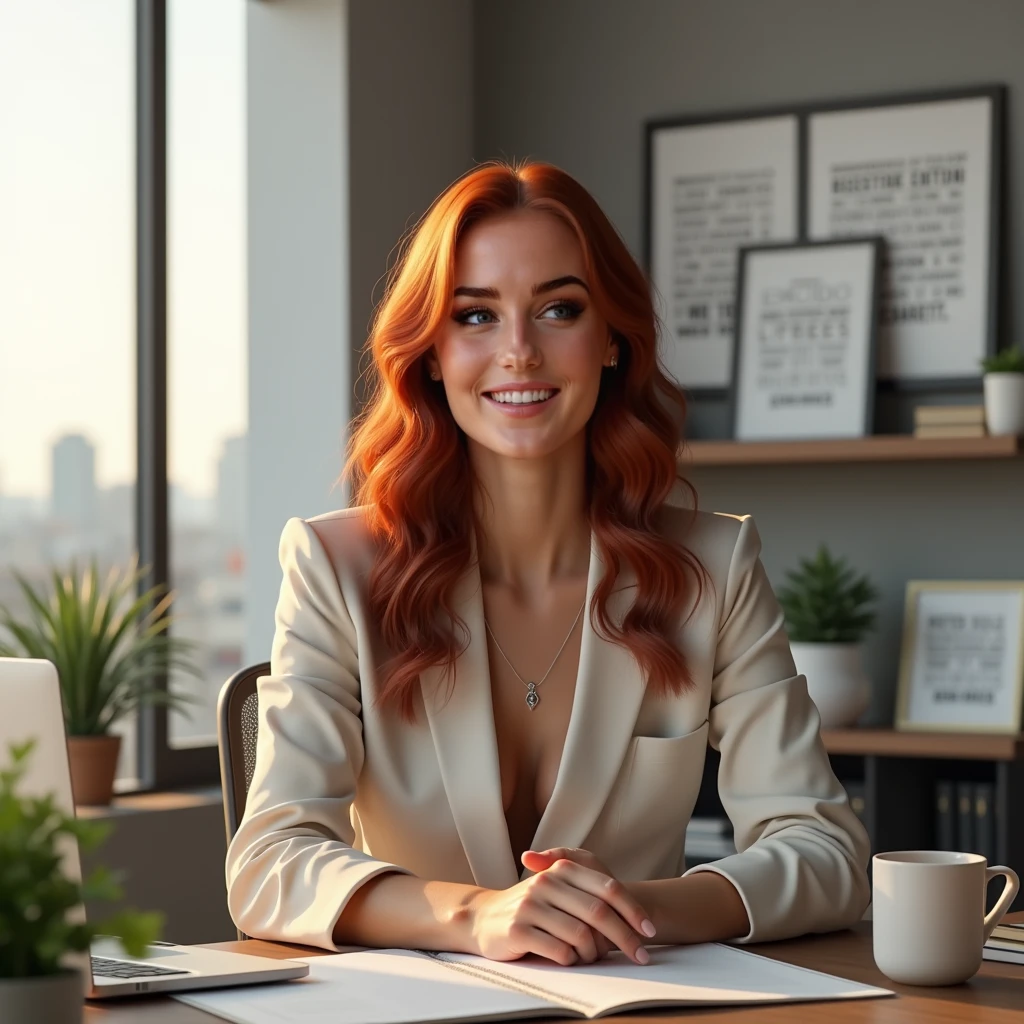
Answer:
[{"left": 468, "top": 432, "right": 591, "bottom": 599}]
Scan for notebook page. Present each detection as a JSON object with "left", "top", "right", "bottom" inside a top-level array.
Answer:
[
  {"left": 173, "top": 948, "right": 566, "bottom": 1024},
  {"left": 431, "top": 943, "right": 892, "bottom": 1015}
]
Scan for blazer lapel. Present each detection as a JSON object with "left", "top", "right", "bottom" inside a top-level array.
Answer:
[
  {"left": 419, "top": 528, "right": 520, "bottom": 891},
  {"left": 527, "top": 532, "right": 646, "bottom": 873},
  {"left": 420, "top": 524, "right": 647, "bottom": 891}
]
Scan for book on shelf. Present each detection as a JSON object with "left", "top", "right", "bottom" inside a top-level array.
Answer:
[
  {"left": 913, "top": 404, "right": 985, "bottom": 426},
  {"left": 685, "top": 816, "right": 732, "bottom": 836},
  {"left": 934, "top": 779, "right": 996, "bottom": 859},
  {"left": 984, "top": 943, "right": 1024, "bottom": 966},
  {"left": 913, "top": 423, "right": 987, "bottom": 439},
  {"left": 991, "top": 922, "right": 1024, "bottom": 944}
]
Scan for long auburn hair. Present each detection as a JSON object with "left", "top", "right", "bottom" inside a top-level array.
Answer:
[{"left": 341, "top": 160, "right": 707, "bottom": 720}]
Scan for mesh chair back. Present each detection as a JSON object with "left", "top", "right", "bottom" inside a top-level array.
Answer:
[
  {"left": 217, "top": 662, "right": 270, "bottom": 855},
  {"left": 217, "top": 661, "right": 270, "bottom": 941}
]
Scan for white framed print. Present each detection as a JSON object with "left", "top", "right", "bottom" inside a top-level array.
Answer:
[
  {"left": 896, "top": 581, "right": 1024, "bottom": 734},
  {"left": 730, "top": 237, "right": 882, "bottom": 441},
  {"left": 645, "top": 110, "right": 800, "bottom": 394},
  {"left": 806, "top": 87, "right": 1003, "bottom": 388}
]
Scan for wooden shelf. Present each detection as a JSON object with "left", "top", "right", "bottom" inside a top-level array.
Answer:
[
  {"left": 682, "top": 434, "right": 1021, "bottom": 466},
  {"left": 821, "top": 728, "right": 1024, "bottom": 761}
]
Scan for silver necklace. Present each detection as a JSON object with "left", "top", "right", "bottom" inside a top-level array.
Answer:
[{"left": 483, "top": 600, "right": 586, "bottom": 710}]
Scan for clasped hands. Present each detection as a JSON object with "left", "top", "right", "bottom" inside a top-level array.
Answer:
[{"left": 466, "top": 846, "right": 656, "bottom": 967}]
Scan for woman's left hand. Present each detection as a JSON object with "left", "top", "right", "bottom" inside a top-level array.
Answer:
[{"left": 520, "top": 848, "right": 653, "bottom": 960}]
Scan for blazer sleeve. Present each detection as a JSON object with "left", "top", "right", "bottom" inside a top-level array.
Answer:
[
  {"left": 225, "top": 516, "right": 412, "bottom": 950},
  {"left": 682, "top": 515, "right": 871, "bottom": 943}
]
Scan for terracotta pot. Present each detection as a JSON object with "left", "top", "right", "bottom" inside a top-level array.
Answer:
[
  {"left": 66, "top": 734, "right": 122, "bottom": 806},
  {"left": 0, "top": 968, "right": 84, "bottom": 1024}
]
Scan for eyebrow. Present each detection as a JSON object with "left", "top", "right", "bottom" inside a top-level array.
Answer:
[{"left": 452, "top": 275, "right": 590, "bottom": 299}]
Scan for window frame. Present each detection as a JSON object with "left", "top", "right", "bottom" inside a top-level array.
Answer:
[{"left": 135, "top": 0, "right": 220, "bottom": 790}]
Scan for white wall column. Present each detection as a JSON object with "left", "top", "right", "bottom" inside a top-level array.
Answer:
[{"left": 245, "top": 0, "right": 350, "bottom": 664}]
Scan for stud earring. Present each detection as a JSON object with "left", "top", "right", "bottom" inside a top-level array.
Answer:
[
  {"left": 430, "top": 369, "right": 441, "bottom": 380},
  {"left": 609, "top": 355, "right": 618, "bottom": 368}
]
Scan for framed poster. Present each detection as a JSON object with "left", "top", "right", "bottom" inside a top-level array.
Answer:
[
  {"left": 895, "top": 580, "right": 1024, "bottom": 734},
  {"left": 645, "top": 111, "right": 800, "bottom": 394},
  {"left": 806, "top": 87, "right": 1003, "bottom": 388},
  {"left": 731, "top": 238, "right": 881, "bottom": 441}
]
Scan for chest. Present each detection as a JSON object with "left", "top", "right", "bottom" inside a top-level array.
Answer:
[{"left": 482, "top": 579, "right": 588, "bottom": 833}]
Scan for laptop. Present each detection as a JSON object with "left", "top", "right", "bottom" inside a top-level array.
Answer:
[{"left": 0, "top": 656, "right": 309, "bottom": 998}]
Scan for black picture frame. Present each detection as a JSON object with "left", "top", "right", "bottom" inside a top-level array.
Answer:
[
  {"left": 643, "top": 105, "right": 803, "bottom": 398},
  {"left": 729, "top": 237, "right": 883, "bottom": 442},
  {"left": 643, "top": 83, "right": 1005, "bottom": 399}
]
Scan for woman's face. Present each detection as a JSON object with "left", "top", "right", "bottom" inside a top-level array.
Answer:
[{"left": 427, "top": 209, "right": 617, "bottom": 461}]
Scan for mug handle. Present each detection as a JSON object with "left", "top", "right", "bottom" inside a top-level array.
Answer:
[{"left": 983, "top": 865, "right": 1021, "bottom": 942}]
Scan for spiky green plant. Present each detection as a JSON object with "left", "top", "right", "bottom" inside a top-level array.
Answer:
[
  {"left": 777, "top": 545, "right": 878, "bottom": 644},
  {"left": 0, "top": 558, "right": 201, "bottom": 736},
  {"left": 0, "top": 739, "right": 164, "bottom": 977},
  {"left": 981, "top": 346, "right": 1024, "bottom": 374}
]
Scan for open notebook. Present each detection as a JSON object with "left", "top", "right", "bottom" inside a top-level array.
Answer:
[{"left": 174, "top": 942, "right": 892, "bottom": 1024}]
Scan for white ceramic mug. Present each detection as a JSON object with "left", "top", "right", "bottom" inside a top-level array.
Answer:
[{"left": 873, "top": 851, "right": 1020, "bottom": 986}]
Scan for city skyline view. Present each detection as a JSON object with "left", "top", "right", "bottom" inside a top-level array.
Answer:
[{"left": 0, "top": 0, "right": 246, "bottom": 501}]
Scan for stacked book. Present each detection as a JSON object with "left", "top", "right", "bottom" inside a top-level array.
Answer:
[
  {"left": 684, "top": 816, "right": 735, "bottom": 863},
  {"left": 913, "top": 404, "right": 986, "bottom": 438},
  {"left": 984, "top": 921, "right": 1024, "bottom": 965}
]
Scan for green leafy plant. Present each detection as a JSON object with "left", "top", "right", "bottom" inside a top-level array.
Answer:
[
  {"left": 0, "top": 558, "right": 202, "bottom": 737},
  {"left": 980, "top": 346, "right": 1024, "bottom": 374},
  {"left": 777, "top": 545, "right": 879, "bottom": 644},
  {"left": 0, "top": 739, "right": 163, "bottom": 977}
]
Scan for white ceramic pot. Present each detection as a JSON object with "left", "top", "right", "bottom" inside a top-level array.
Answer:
[
  {"left": 983, "top": 372, "right": 1024, "bottom": 436},
  {"left": 0, "top": 969, "right": 83, "bottom": 1024},
  {"left": 790, "top": 641, "right": 871, "bottom": 729}
]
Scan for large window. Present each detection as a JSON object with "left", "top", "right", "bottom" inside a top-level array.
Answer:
[
  {"left": 0, "top": 1, "right": 246, "bottom": 790},
  {"left": 0, "top": 1, "right": 139, "bottom": 783},
  {"left": 167, "top": 0, "right": 248, "bottom": 748}
]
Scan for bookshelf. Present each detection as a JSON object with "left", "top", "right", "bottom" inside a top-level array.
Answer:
[
  {"left": 681, "top": 434, "right": 1021, "bottom": 467},
  {"left": 692, "top": 730, "right": 1024, "bottom": 911}
]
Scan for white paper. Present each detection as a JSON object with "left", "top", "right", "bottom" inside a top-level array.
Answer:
[
  {"left": 173, "top": 943, "right": 891, "bottom": 1024},
  {"left": 734, "top": 243, "right": 876, "bottom": 440},
  {"left": 651, "top": 116, "right": 799, "bottom": 389},
  {"left": 808, "top": 97, "right": 993, "bottom": 381}
]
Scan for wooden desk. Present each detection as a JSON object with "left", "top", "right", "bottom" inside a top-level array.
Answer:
[{"left": 85, "top": 914, "right": 1024, "bottom": 1023}]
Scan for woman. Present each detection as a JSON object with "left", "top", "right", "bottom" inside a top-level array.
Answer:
[{"left": 226, "top": 161, "right": 870, "bottom": 967}]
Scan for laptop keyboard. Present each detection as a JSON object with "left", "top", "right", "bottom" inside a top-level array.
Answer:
[{"left": 91, "top": 955, "right": 191, "bottom": 979}]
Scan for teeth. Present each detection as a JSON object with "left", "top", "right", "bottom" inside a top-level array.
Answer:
[{"left": 489, "top": 389, "right": 554, "bottom": 404}]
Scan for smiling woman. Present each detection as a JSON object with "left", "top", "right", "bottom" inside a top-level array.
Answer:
[{"left": 225, "top": 160, "right": 871, "bottom": 971}]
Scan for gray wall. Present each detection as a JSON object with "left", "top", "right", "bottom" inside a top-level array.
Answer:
[{"left": 473, "top": 0, "right": 1024, "bottom": 724}]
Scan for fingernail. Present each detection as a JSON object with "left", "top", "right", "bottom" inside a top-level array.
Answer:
[
  {"left": 635, "top": 947, "right": 650, "bottom": 965},
  {"left": 641, "top": 919, "right": 656, "bottom": 937}
]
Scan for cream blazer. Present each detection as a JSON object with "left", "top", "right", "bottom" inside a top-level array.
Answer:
[{"left": 225, "top": 505, "right": 871, "bottom": 951}]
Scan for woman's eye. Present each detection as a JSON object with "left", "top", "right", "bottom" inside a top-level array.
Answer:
[
  {"left": 542, "top": 301, "right": 583, "bottom": 320},
  {"left": 456, "top": 307, "right": 495, "bottom": 326}
]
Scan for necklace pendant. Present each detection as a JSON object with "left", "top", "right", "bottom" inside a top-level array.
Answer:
[{"left": 525, "top": 681, "right": 540, "bottom": 710}]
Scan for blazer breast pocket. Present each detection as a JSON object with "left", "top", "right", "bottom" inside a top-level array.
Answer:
[{"left": 613, "top": 721, "right": 710, "bottom": 849}]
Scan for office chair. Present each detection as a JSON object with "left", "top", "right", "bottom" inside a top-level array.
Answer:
[{"left": 216, "top": 660, "right": 270, "bottom": 941}]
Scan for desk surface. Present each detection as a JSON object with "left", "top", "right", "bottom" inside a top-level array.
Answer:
[{"left": 85, "top": 914, "right": 1024, "bottom": 1023}]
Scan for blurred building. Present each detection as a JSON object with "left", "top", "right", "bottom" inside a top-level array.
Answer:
[{"left": 51, "top": 433, "right": 97, "bottom": 530}]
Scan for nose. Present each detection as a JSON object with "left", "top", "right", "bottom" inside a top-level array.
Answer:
[{"left": 500, "top": 313, "right": 541, "bottom": 369}]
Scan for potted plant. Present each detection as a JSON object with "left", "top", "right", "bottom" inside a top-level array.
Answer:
[
  {"left": 777, "top": 545, "right": 879, "bottom": 729},
  {"left": 0, "top": 739, "right": 163, "bottom": 1023},
  {"left": 981, "top": 346, "right": 1024, "bottom": 436},
  {"left": 0, "top": 558, "right": 202, "bottom": 805}
]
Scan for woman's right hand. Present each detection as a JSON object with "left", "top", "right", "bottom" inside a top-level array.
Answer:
[{"left": 465, "top": 857, "right": 653, "bottom": 966}]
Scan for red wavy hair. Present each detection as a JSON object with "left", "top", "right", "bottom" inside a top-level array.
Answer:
[{"left": 341, "top": 160, "right": 707, "bottom": 720}]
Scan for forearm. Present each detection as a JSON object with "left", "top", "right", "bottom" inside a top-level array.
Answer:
[
  {"left": 626, "top": 872, "right": 750, "bottom": 945},
  {"left": 332, "top": 871, "right": 486, "bottom": 951}
]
